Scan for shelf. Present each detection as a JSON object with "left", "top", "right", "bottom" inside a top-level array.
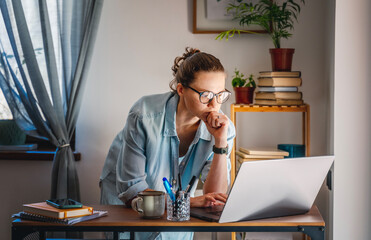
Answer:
[
  {"left": 231, "top": 104, "right": 309, "bottom": 112},
  {"left": 230, "top": 103, "right": 310, "bottom": 184}
]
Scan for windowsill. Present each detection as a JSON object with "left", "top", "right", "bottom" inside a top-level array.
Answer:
[{"left": 0, "top": 150, "right": 81, "bottom": 161}]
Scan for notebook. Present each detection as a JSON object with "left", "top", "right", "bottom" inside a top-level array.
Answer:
[
  {"left": 23, "top": 202, "right": 93, "bottom": 219},
  {"left": 191, "top": 156, "right": 334, "bottom": 223},
  {"left": 12, "top": 210, "right": 108, "bottom": 225}
]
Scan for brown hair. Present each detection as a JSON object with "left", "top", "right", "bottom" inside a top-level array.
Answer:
[{"left": 169, "top": 47, "right": 225, "bottom": 93}]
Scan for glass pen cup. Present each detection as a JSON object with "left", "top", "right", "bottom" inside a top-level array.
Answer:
[{"left": 166, "top": 191, "right": 190, "bottom": 221}]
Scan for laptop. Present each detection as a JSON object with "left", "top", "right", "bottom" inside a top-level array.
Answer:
[{"left": 191, "top": 155, "right": 334, "bottom": 223}]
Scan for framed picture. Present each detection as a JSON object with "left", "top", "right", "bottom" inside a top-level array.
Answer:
[{"left": 192, "top": 0, "right": 266, "bottom": 34}]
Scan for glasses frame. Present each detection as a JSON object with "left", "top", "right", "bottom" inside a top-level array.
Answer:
[{"left": 185, "top": 85, "right": 231, "bottom": 104}]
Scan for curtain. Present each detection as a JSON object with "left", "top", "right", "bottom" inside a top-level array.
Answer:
[{"left": 0, "top": 0, "right": 103, "bottom": 200}]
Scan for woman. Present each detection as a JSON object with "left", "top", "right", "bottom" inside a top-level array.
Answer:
[{"left": 100, "top": 47, "right": 235, "bottom": 239}]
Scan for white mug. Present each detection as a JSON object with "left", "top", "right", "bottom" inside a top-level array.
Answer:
[{"left": 131, "top": 191, "right": 165, "bottom": 218}]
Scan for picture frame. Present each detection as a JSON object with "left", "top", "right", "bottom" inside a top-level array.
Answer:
[{"left": 192, "top": 0, "right": 267, "bottom": 34}]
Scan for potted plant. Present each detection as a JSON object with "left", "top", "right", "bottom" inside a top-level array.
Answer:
[
  {"left": 216, "top": 0, "right": 305, "bottom": 71},
  {"left": 232, "top": 69, "right": 256, "bottom": 104},
  {"left": 0, "top": 100, "right": 26, "bottom": 145}
]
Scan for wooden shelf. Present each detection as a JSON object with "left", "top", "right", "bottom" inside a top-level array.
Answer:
[{"left": 230, "top": 103, "right": 310, "bottom": 184}]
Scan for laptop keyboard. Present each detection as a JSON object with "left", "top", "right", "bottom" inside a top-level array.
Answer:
[{"left": 205, "top": 205, "right": 224, "bottom": 216}]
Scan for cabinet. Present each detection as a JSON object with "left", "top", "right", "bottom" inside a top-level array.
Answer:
[{"left": 230, "top": 104, "right": 310, "bottom": 184}]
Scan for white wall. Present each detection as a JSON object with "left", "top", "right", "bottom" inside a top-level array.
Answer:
[
  {"left": 333, "top": 0, "right": 371, "bottom": 239},
  {"left": 1, "top": 0, "right": 334, "bottom": 239}
]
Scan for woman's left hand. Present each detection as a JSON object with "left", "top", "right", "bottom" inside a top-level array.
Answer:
[
  {"left": 203, "top": 111, "right": 229, "bottom": 144},
  {"left": 190, "top": 192, "right": 228, "bottom": 208}
]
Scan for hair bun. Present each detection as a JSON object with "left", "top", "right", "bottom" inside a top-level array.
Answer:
[{"left": 172, "top": 47, "right": 201, "bottom": 76}]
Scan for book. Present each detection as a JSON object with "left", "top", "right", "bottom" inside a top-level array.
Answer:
[
  {"left": 259, "top": 71, "right": 301, "bottom": 78},
  {"left": 239, "top": 147, "right": 289, "bottom": 156},
  {"left": 277, "top": 144, "right": 306, "bottom": 158},
  {"left": 236, "top": 151, "right": 284, "bottom": 159},
  {"left": 255, "top": 99, "right": 304, "bottom": 106},
  {"left": 0, "top": 144, "right": 38, "bottom": 151},
  {"left": 258, "top": 77, "right": 302, "bottom": 87},
  {"left": 12, "top": 210, "right": 107, "bottom": 225},
  {"left": 23, "top": 202, "right": 93, "bottom": 219},
  {"left": 237, "top": 157, "right": 278, "bottom": 164},
  {"left": 258, "top": 86, "right": 298, "bottom": 92},
  {"left": 255, "top": 91, "right": 302, "bottom": 100}
]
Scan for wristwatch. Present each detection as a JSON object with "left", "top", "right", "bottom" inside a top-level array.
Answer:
[{"left": 213, "top": 145, "right": 228, "bottom": 155}]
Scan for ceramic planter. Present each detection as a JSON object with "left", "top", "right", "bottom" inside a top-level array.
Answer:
[
  {"left": 234, "top": 87, "right": 255, "bottom": 104},
  {"left": 269, "top": 48, "right": 295, "bottom": 71}
]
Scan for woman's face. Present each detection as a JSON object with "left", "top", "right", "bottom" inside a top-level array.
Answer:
[{"left": 179, "top": 71, "right": 226, "bottom": 121}]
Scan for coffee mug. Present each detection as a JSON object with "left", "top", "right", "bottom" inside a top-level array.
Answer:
[{"left": 131, "top": 191, "right": 165, "bottom": 218}]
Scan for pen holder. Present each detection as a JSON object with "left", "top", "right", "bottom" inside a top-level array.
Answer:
[{"left": 166, "top": 191, "right": 190, "bottom": 221}]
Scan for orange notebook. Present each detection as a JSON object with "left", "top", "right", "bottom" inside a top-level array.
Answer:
[{"left": 23, "top": 202, "right": 93, "bottom": 219}]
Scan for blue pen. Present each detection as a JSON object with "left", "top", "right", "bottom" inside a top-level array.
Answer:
[{"left": 162, "top": 177, "right": 176, "bottom": 201}]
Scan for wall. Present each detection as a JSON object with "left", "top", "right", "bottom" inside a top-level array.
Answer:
[
  {"left": 333, "top": 0, "right": 371, "bottom": 239},
  {"left": 0, "top": 0, "right": 332, "bottom": 239}
]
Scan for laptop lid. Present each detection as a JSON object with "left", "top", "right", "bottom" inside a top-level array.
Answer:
[{"left": 217, "top": 155, "right": 334, "bottom": 223}]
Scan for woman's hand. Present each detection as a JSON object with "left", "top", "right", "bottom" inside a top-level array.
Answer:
[
  {"left": 190, "top": 192, "right": 228, "bottom": 208},
  {"left": 203, "top": 111, "right": 229, "bottom": 146}
]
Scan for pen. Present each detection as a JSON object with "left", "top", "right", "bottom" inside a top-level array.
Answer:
[
  {"left": 162, "top": 177, "right": 176, "bottom": 201},
  {"left": 185, "top": 176, "right": 197, "bottom": 194},
  {"left": 178, "top": 173, "right": 182, "bottom": 192}
]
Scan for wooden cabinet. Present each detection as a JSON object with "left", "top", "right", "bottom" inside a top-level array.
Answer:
[{"left": 230, "top": 104, "right": 310, "bottom": 184}]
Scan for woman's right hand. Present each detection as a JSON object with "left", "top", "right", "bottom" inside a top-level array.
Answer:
[{"left": 190, "top": 192, "right": 228, "bottom": 208}]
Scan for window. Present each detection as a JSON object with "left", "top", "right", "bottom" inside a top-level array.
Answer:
[
  {"left": 0, "top": 1, "right": 80, "bottom": 161},
  {"left": 0, "top": 89, "right": 12, "bottom": 119}
]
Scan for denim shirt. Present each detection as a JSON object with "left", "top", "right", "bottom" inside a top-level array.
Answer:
[{"left": 100, "top": 92, "right": 235, "bottom": 239}]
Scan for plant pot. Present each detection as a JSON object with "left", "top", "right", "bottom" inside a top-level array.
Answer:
[
  {"left": 0, "top": 119, "right": 26, "bottom": 145},
  {"left": 269, "top": 48, "right": 295, "bottom": 71},
  {"left": 234, "top": 87, "right": 255, "bottom": 104}
]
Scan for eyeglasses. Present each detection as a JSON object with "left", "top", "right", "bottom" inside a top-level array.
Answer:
[{"left": 185, "top": 85, "right": 231, "bottom": 104}]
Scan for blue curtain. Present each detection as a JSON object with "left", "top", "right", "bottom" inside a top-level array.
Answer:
[{"left": 0, "top": 0, "right": 103, "bottom": 200}]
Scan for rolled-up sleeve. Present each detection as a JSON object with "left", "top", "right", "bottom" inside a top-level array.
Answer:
[
  {"left": 200, "top": 122, "right": 236, "bottom": 186},
  {"left": 116, "top": 111, "right": 149, "bottom": 204}
]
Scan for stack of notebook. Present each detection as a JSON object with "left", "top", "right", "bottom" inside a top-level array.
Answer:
[{"left": 12, "top": 202, "right": 107, "bottom": 225}]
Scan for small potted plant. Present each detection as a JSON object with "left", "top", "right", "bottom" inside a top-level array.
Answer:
[
  {"left": 232, "top": 69, "right": 256, "bottom": 104},
  {"left": 0, "top": 100, "right": 26, "bottom": 145},
  {"left": 216, "top": 0, "right": 305, "bottom": 71}
]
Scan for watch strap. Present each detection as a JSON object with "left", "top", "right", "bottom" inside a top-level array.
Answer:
[{"left": 213, "top": 145, "right": 228, "bottom": 155}]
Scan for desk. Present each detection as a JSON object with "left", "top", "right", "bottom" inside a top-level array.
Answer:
[{"left": 12, "top": 205, "right": 325, "bottom": 240}]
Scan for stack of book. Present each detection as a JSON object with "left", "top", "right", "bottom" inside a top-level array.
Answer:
[
  {"left": 236, "top": 147, "right": 289, "bottom": 165},
  {"left": 255, "top": 71, "right": 303, "bottom": 106},
  {"left": 12, "top": 202, "right": 107, "bottom": 225}
]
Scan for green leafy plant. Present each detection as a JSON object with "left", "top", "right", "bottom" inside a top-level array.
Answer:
[
  {"left": 216, "top": 0, "right": 305, "bottom": 48},
  {"left": 232, "top": 69, "right": 256, "bottom": 88}
]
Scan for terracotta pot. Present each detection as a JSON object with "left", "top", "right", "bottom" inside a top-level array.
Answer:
[
  {"left": 269, "top": 48, "right": 295, "bottom": 71},
  {"left": 234, "top": 87, "right": 255, "bottom": 104}
]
